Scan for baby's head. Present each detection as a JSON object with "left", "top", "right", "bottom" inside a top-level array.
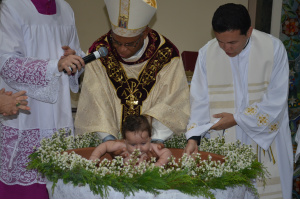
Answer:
[{"left": 122, "top": 115, "right": 151, "bottom": 154}]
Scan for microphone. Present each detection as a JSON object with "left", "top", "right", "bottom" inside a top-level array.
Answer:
[
  {"left": 63, "top": 47, "right": 108, "bottom": 73},
  {"left": 83, "top": 47, "right": 108, "bottom": 64}
]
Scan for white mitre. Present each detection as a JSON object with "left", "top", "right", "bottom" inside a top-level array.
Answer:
[{"left": 104, "top": 0, "right": 157, "bottom": 37}]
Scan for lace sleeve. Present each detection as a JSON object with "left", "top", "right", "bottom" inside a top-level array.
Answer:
[
  {"left": 69, "top": 68, "right": 84, "bottom": 93},
  {"left": 0, "top": 57, "right": 61, "bottom": 103}
]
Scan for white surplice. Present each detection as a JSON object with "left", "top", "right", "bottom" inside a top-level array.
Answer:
[
  {"left": 0, "top": 0, "right": 84, "bottom": 186},
  {"left": 187, "top": 31, "right": 293, "bottom": 199}
]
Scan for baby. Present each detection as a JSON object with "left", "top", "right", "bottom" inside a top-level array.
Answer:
[{"left": 89, "top": 115, "right": 172, "bottom": 166}]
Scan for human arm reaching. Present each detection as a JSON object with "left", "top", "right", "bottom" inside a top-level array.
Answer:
[
  {"left": 89, "top": 140, "right": 125, "bottom": 161},
  {"left": 210, "top": 112, "right": 237, "bottom": 130},
  {"left": 150, "top": 144, "right": 172, "bottom": 166},
  {"left": 183, "top": 139, "right": 198, "bottom": 156},
  {"left": 58, "top": 46, "right": 85, "bottom": 75},
  {"left": 184, "top": 46, "right": 210, "bottom": 155}
]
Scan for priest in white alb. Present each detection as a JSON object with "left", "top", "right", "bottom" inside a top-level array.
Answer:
[{"left": 184, "top": 3, "right": 293, "bottom": 199}]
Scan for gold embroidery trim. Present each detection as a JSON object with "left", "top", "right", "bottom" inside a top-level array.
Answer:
[{"left": 118, "top": 0, "right": 130, "bottom": 29}]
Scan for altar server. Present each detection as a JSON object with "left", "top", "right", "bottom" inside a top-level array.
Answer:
[
  {"left": 75, "top": 0, "right": 190, "bottom": 144},
  {"left": 0, "top": 0, "right": 85, "bottom": 198},
  {"left": 184, "top": 3, "right": 293, "bottom": 199}
]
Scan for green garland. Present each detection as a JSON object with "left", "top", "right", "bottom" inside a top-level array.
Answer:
[{"left": 27, "top": 129, "right": 268, "bottom": 199}]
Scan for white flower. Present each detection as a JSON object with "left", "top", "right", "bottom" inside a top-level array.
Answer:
[{"left": 31, "top": 131, "right": 262, "bottom": 194}]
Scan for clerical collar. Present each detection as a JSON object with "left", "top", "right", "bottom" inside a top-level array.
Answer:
[
  {"left": 238, "top": 37, "right": 251, "bottom": 57},
  {"left": 243, "top": 38, "right": 250, "bottom": 49},
  {"left": 123, "top": 37, "right": 149, "bottom": 63},
  {"left": 31, "top": 0, "right": 56, "bottom": 15}
]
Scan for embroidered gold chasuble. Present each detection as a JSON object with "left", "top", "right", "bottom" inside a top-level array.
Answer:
[{"left": 75, "top": 30, "right": 190, "bottom": 138}]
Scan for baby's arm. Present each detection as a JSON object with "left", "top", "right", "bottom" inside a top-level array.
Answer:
[
  {"left": 150, "top": 144, "right": 172, "bottom": 166},
  {"left": 89, "top": 141, "right": 124, "bottom": 160}
]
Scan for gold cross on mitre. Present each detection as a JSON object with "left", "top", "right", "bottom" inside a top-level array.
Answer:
[{"left": 143, "top": 0, "right": 157, "bottom": 8}]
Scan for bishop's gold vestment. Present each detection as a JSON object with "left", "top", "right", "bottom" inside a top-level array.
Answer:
[{"left": 75, "top": 30, "right": 190, "bottom": 139}]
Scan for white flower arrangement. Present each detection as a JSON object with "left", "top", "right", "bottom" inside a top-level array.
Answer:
[{"left": 28, "top": 129, "right": 268, "bottom": 199}]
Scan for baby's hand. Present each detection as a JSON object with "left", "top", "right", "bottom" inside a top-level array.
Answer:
[
  {"left": 139, "top": 153, "right": 150, "bottom": 162},
  {"left": 108, "top": 140, "right": 129, "bottom": 159},
  {"left": 89, "top": 155, "right": 99, "bottom": 161},
  {"left": 144, "top": 143, "right": 164, "bottom": 162}
]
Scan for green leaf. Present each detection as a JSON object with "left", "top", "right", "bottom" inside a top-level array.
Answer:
[
  {"left": 26, "top": 131, "right": 267, "bottom": 199},
  {"left": 291, "top": 45, "right": 298, "bottom": 52},
  {"left": 287, "top": 11, "right": 297, "bottom": 18},
  {"left": 282, "top": 3, "right": 292, "bottom": 11},
  {"left": 281, "top": 14, "right": 287, "bottom": 23},
  {"left": 283, "top": 39, "right": 290, "bottom": 47},
  {"left": 292, "top": 39, "right": 300, "bottom": 45}
]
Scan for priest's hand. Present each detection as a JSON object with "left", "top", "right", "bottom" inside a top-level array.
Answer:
[
  {"left": 210, "top": 112, "right": 237, "bottom": 130},
  {"left": 183, "top": 139, "right": 198, "bottom": 155}
]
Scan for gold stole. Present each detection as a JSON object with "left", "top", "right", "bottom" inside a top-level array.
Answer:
[
  {"left": 206, "top": 30, "right": 275, "bottom": 163},
  {"left": 206, "top": 29, "right": 273, "bottom": 138}
]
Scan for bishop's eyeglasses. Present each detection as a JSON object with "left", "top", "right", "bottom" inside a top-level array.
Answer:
[{"left": 110, "top": 34, "right": 143, "bottom": 49}]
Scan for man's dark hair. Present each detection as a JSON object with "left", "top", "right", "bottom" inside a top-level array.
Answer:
[
  {"left": 212, "top": 3, "right": 251, "bottom": 35},
  {"left": 122, "top": 115, "right": 151, "bottom": 139}
]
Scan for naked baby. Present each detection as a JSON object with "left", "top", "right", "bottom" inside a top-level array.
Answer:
[{"left": 89, "top": 115, "right": 172, "bottom": 166}]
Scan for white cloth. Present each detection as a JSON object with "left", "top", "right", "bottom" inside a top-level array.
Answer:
[
  {"left": 105, "top": 0, "right": 157, "bottom": 37},
  {"left": 47, "top": 179, "right": 256, "bottom": 199},
  {"left": 0, "top": 0, "right": 84, "bottom": 186},
  {"left": 0, "top": 0, "right": 84, "bottom": 130},
  {"left": 185, "top": 118, "right": 220, "bottom": 139},
  {"left": 187, "top": 32, "right": 293, "bottom": 199},
  {"left": 295, "top": 125, "right": 300, "bottom": 162}
]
